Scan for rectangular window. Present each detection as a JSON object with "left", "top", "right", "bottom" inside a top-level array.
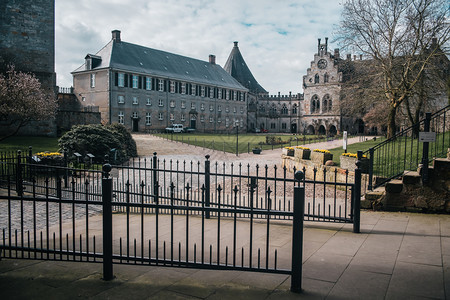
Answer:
[
  {"left": 170, "top": 100, "right": 175, "bottom": 108},
  {"left": 90, "top": 73, "right": 95, "bottom": 88},
  {"left": 233, "top": 91, "right": 237, "bottom": 101},
  {"left": 181, "top": 114, "right": 185, "bottom": 121},
  {"left": 271, "top": 123, "right": 276, "bottom": 129},
  {"left": 118, "top": 95, "right": 124, "bottom": 104},
  {"left": 118, "top": 73, "right": 124, "bottom": 87},
  {"left": 225, "top": 117, "right": 229, "bottom": 127},
  {"left": 170, "top": 81, "right": 175, "bottom": 93},
  {"left": 132, "top": 111, "right": 138, "bottom": 118},
  {"left": 146, "top": 98, "right": 151, "bottom": 106},
  {"left": 240, "top": 92, "right": 244, "bottom": 101},
  {"left": 282, "top": 123, "right": 287, "bottom": 129},
  {"left": 191, "top": 102, "right": 196, "bottom": 110},
  {"left": 181, "top": 83, "right": 186, "bottom": 94},
  {"left": 146, "top": 77, "right": 152, "bottom": 90},
  {"left": 118, "top": 111, "right": 124, "bottom": 124},
  {"left": 200, "top": 115, "right": 205, "bottom": 122},
  {"left": 209, "top": 104, "right": 214, "bottom": 111},
  {"left": 158, "top": 112, "right": 163, "bottom": 120},
  {"left": 218, "top": 105, "right": 222, "bottom": 112},
  {"left": 217, "top": 117, "right": 221, "bottom": 123},
  {"left": 181, "top": 101, "right": 186, "bottom": 109},
  {"left": 146, "top": 113, "right": 151, "bottom": 125},
  {"left": 158, "top": 79, "right": 164, "bottom": 91},
  {"left": 200, "top": 103, "right": 205, "bottom": 111},
  {"left": 132, "top": 96, "right": 138, "bottom": 105},
  {"left": 226, "top": 90, "right": 230, "bottom": 100},
  {"left": 132, "top": 75, "right": 138, "bottom": 88},
  {"left": 170, "top": 113, "right": 174, "bottom": 121},
  {"left": 158, "top": 99, "right": 163, "bottom": 107},
  {"left": 209, "top": 116, "right": 213, "bottom": 123},
  {"left": 218, "top": 89, "right": 222, "bottom": 100},
  {"left": 225, "top": 106, "right": 229, "bottom": 113},
  {"left": 191, "top": 84, "right": 196, "bottom": 95},
  {"left": 201, "top": 86, "right": 205, "bottom": 97},
  {"left": 233, "top": 107, "right": 237, "bottom": 113},
  {"left": 209, "top": 87, "right": 213, "bottom": 98},
  {"left": 240, "top": 106, "right": 244, "bottom": 114}
]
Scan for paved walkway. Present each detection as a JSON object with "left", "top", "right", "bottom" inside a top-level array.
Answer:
[{"left": 0, "top": 211, "right": 449, "bottom": 299}]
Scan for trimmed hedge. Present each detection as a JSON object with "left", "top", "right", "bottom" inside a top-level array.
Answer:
[{"left": 58, "top": 124, "right": 137, "bottom": 164}]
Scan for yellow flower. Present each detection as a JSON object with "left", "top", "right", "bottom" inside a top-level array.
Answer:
[
  {"left": 295, "top": 146, "right": 310, "bottom": 150},
  {"left": 284, "top": 147, "right": 294, "bottom": 150},
  {"left": 313, "top": 149, "right": 331, "bottom": 154},
  {"left": 341, "top": 153, "right": 367, "bottom": 158}
]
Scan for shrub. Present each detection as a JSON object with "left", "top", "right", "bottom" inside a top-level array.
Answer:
[{"left": 58, "top": 124, "right": 137, "bottom": 164}]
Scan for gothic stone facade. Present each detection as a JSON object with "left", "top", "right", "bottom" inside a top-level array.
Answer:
[{"left": 73, "top": 31, "right": 248, "bottom": 133}]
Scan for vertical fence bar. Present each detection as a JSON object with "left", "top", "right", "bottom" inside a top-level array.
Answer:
[
  {"left": 16, "top": 151, "right": 23, "bottom": 197},
  {"left": 102, "top": 164, "right": 114, "bottom": 280},
  {"left": 205, "top": 155, "right": 211, "bottom": 219},
  {"left": 291, "top": 171, "right": 304, "bottom": 293},
  {"left": 367, "top": 148, "right": 374, "bottom": 190},
  {"left": 421, "top": 112, "right": 431, "bottom": 184},
  {"left": 353, "top": 151, "right": 362, "bottom": 233}
]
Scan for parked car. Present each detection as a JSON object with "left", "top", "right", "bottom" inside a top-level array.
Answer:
[
  {"left": 183, "top": 127, "right": 196, "bottom": 133},
  {"left": 252, "top": 128, "right": 261, "bottom": 133},
  {"left": 165, "top": 124, "right": 184, "bottom": 133}
]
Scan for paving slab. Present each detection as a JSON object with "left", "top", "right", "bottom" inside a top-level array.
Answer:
[{"left": 302, "top": 252, "right": 353, "bottom": 283}]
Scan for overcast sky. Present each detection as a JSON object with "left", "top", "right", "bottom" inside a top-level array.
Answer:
[{"left": 55, "top": 0, "right": 343, "bottom": 95}]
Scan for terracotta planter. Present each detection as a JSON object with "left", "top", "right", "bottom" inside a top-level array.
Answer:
[
  {"left": 294, "top": 148, "right": 311, "bottom": 160},
  {"left": 282, "top": 148, "right": 294, "bottom": 156},
  {"left": 311, "top": 151, "right": 333, "bottom": 165},
  {"left": 340, "top": 156, "right": 369, "bottom": 173}
]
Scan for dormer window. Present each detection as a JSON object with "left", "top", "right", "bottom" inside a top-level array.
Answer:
[{"left": 85, "top": 54, "right": 101, "bottom": 70}]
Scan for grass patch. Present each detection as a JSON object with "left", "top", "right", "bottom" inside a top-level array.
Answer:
[
  {"left": 154, "top": 133, "right": 338, "bottom": 154},
  {"left": 0, "top": 136, "right": 59, "bottom": 153},
  {"left": 328, "top": 136, "right": 387, "bottom": 166}
]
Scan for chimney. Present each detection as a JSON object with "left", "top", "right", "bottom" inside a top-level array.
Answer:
[
  {"left": 325, "top": 37, "right": 328, "bottom": 52},
  {"left": 234, "top": 41, "right": 238, "bottom": 47},
  {"left": 334, "top": 48, "right": 340, "bottom": 59},
  {"left": 112, "top": 30, "right": 121, "bottom": 42},
  {"left": 209, "top": 54, "right": 216, "bottom": 65},
  {"left": 346, "top": 54, "right": 351, "bottom": 60}
]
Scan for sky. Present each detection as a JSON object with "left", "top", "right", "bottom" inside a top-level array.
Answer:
[{"left": 55, "top": 0, "right": 344, "bottom": 95}]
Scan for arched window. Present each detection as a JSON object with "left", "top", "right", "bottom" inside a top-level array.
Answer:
[
  {"left": 292, "top": 104, "right": 298, "bottom": 115},
  {"left": 324, "top": 73, "right": 329, "bottom": 83},
  {"left": 259, "top": 104, "right": 265, "bottom": 112},
  {"left": 314, "top": 74, "right": 319, "bottom": 84},
  {"left": 311, "top": 95, "right": 319, "bottom": 113},
  {"left": 281, "top": 104, "right": 288, "bottom": 114},
  {"left": 270, "top": 104, "right": 277, "bottom": 114},
  {"left": 322, "top": 94, "right": 331, "bottom": 113}
]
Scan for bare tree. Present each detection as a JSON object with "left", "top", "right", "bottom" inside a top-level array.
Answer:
[
  {"left": 0, "top": 65, "right": 57, "bottom": 141},
  {"left": 335, "top": 0, "right": 449, "bottom": 138}
]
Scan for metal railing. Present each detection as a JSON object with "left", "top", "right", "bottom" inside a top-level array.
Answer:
[{"left": 365, "top": 105, "right": 450, "bottom": 190}]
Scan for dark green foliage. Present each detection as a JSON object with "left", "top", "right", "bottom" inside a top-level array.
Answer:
[{"left": 58, "top": 124, "right": 137, "bottom": 164}]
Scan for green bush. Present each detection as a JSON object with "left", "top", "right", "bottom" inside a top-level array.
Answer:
[{"left": 58, "top": 124, "right": 137, "bottom": 164}]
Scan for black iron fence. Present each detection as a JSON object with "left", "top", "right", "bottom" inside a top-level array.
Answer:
[
  {"left": 0, "top": 153, "right": 362, "bottom": 292},
  {"left": 364, "top": 105, "right": 450, "bottom": 190}
]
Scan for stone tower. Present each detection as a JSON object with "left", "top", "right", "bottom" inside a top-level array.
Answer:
[{"left": 0, "top": 0, "right": 56, "bottom": 92}]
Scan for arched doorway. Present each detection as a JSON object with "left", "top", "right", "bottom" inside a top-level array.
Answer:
[
  {"left": 290, "top": 123, "right": 297, "bottom": 133},
  {"left": 354, "top": 119, "right": 365, "bottom": 134},
  {"left": 318, "top": 125, "right": 326, "bottom": 135},
  {"left": 328, "top": 125, "right": 337, "bottom": 136},
  {"left": 306, "top": 125, "right": 315, "bottom": 135}
]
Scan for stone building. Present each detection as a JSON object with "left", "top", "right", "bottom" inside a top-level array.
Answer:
[
  {"left": 72, "top": 30, "right": 249, "bottom": 133},
  {"left": 0, "top": 0, "right": 57, "bottom": 137},
  {"left": 224, "top": 42, "right": 302, "bottom": 133}
]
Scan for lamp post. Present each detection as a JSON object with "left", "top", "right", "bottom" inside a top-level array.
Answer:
[{"left": 235, "top": 120, "right": 239, "bottom": 157}]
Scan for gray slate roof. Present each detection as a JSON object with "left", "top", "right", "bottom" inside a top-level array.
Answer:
[
  {"left": 73, "top": 39, "right": 247, "bottom": 91},
  {"left": 224, "top": 42, "right": 267, "bottom": 94}
]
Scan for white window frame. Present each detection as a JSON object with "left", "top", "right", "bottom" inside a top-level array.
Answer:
[
  {"left": 146, "top": 98, "right": 151, "bottom": 106},
  {"left": 118, "top": 111, "right": 124, "bottom": 124},
  {"left": 200, "top": 115, "right": 205, "bottom": 122},
  {"left": 181, "top": 114, "right": 185, "bottom": 121},
  {"left": 233, "top": 91, "right": 237, "bottom": 101},
  {"left": 209, "top": 104, "right": 214, "bottom": 111},
  {"left": 118, "top": 95, "right": 124, "bottom": 104},
  {"left": 181, "top": 83, "right": 186, "bottom": 94},
  {"left": 233, "top": 107, "right": 237, "bottom": 113},
  {"left": 90, "top": 73, "right": 95, "bottom": 88},
  {"left": 209, "top": 87, "right": 214, "bottom": 99},
  {"left": 158, "top": 112, "right": 164, "bottom": 120},
  {"left": 218, "top": 105, "right": 222, "bottom": 112},
  {"left": 217, "top": 117, "right": 221, "bottom": 123},
  {"left": 209, "top": 116, "right": 213, "bottom": 123},
  {"left": 158, "top": 79, "right": 164, "bottom": 91},
  {"left": 158, "top": 99, "right": 164, "bottom": 107},
  {"left": 226, "top": 90, "right": 230, "bottom": 100},
  {"left": 225, "top": 117, "right": 229, "bottom": 127},
  {"left": 240, "top": 106, "right": 244, "bottom": 114},
  {"left": 170, "top": 100, "right": 175, "bottom": 108},
  {"left": 146, "top": 77, "right": 152, "bottom": 90},
  {"left": 132, "top": 75, "right": 138, "bottom": 89},
  {"left": 200, "top": 103, "right": 205, "bottom": 111},
  {"left": 218, "top": 89, "right": 222, "bottom": 99},
  {"left": 181, "top": 101, "right": 186, "bottom": 109},
  {"left": 170, "top": 113, "right": 175, "bottom": 121},
  {"left": 118, "top": 73, "right": 124, "bottom": 87},
  {"left": 225, "top": 106, "right": 229, "bottom": 113},
  {"left": 132, "top": 96, "right": 138, "bottom": 105},
  {"left": 191, "top": 102, "right": 196, "bottom": 110},
  {"left": 201, "top": 86, "right": 205, "bottom": 97},
  {"left": 191, "top": 84, "right": 196, "bottom": 95},
  {"left": 132, "top": 111, "right": 138, "bottom": 118},
  {"left": 145, "top": 113, "right": 151, "bottom": 125},
  {"left": 170, "top": 81, "right": 175, "bottom": 93}
]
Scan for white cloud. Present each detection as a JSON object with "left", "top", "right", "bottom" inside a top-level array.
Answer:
[{"left": 55, "top": 0, "right": 343, "bottom": 94}]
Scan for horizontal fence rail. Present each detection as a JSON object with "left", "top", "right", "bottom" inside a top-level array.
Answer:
[{"left": 364, "top": 105, "right": 450, "bottom": 190}]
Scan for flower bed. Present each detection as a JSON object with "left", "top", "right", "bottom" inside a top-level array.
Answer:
[
  {"left": 311, "top": 149, "right": 333, "bottom": 165},
  {"left": 282, "top": 147, "right": 295, "bottom": 156},
  {"left": 33, "top": 152, "right": 65, "bottom": 166},
  {"left": 294, "top": 146, "right": 311, "bottom": 160}
]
